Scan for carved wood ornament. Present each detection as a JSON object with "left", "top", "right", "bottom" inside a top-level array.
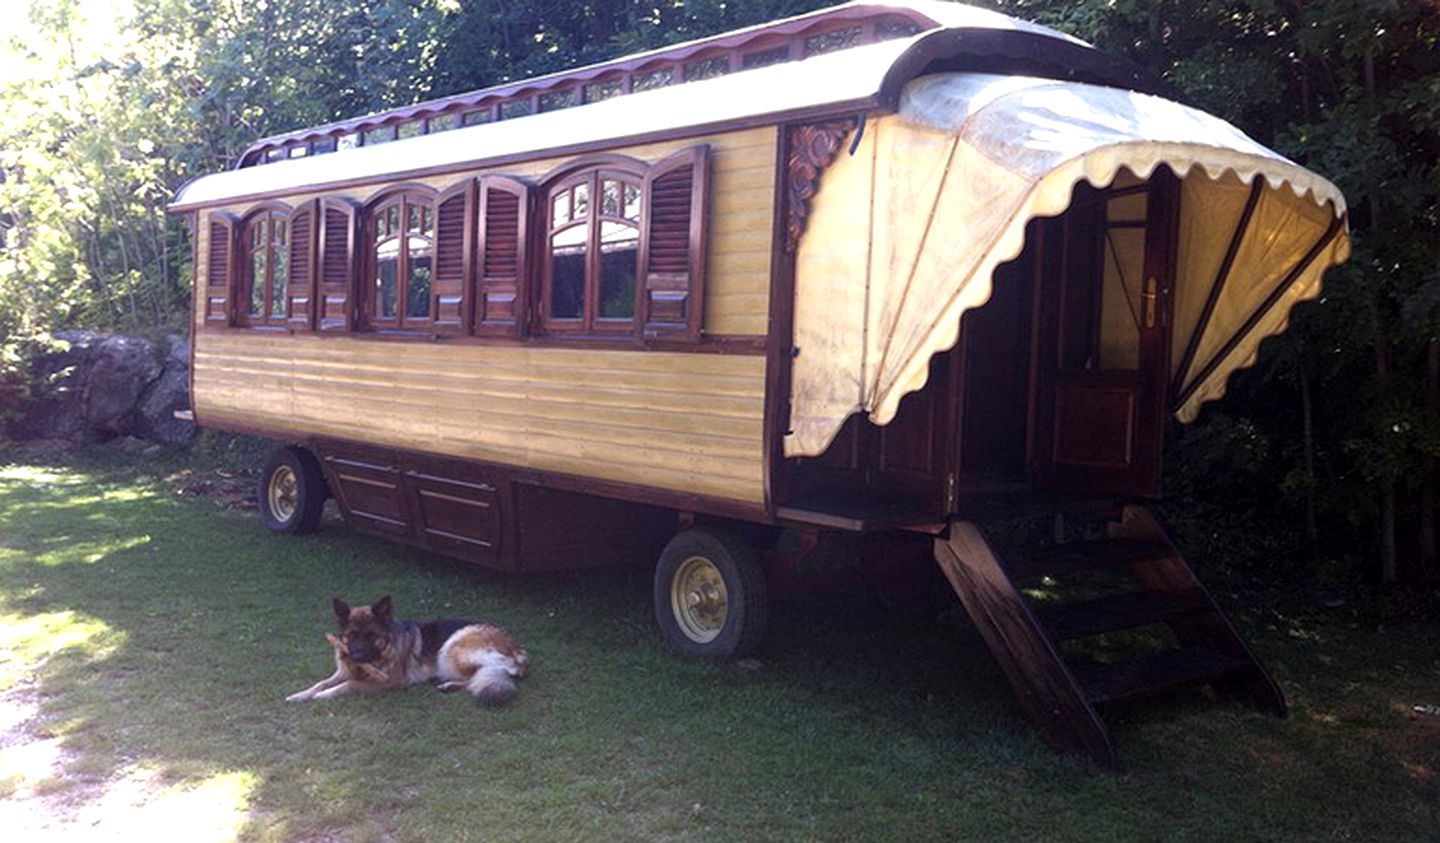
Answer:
[{"left": 784, "top": 120, "right": 856, "bottom": 253}]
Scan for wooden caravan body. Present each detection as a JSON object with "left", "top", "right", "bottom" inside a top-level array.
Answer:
[{"left": 172, "top": 2, "right": 1349, "bottom": 766}]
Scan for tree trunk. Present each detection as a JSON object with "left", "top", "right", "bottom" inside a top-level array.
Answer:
[
  {"left": 1422, "top": 339, "right": 1439, "bottom": 580},
  {"left": 1377, "top": 337, "right": 1398, "bottom": 583},
  {"left": 1296, "top": 338, "right": 1320, "bottom": 562}
]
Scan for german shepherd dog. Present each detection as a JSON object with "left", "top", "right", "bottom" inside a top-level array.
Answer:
[{"left": 285, "top": 596, "right": 529, "bottom": 707}]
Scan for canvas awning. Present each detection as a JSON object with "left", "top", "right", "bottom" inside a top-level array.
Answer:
[{"left": 786, "top": 72, "right": 1350, "bottom": 458}]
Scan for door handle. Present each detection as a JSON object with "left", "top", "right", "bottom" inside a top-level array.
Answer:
[{"left": 1142, "top": 276, "right": 1158, "bottom": 328}]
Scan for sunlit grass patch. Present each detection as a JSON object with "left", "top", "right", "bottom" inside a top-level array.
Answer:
[
  {"left": 73, "top": 767, "right": 257, "bottom": 843},
  {"left": 0, "top": 465, "right": 77, "bottom": 485},
  {"left": 0, "top": 610, "right": 124, "bottom": 691}
]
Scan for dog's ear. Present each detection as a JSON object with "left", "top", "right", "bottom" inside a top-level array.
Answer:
[
  {"left": 332, "top": 598, "right": 351, "bottom": 622},
  {"left": 371, "top": 595, "right": 393, "bottom": 624}
]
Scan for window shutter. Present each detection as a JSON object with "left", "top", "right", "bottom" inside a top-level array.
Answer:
[
  {"left": 204, "top": 213, "right": 236, "bottom": 325},
  {"left": 475, "top": 175, "right": 530, "bottom": 336},
  {"left": 317, "top": 198, "right": 358, "bottom": 332},
  {"left": 287, "top": 202, "right": 316, "bottom": 329},
  {"left": 432, "top": 182, "right": 474, "bottom": 336},
  {"left": 639, "top": 145, "right": 710, "bottom": 341}
]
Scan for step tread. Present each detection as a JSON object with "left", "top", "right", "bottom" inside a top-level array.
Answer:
[
  {"left": 1075, "top": 647, "right": 1253, "bottom": 705},
  {"left": 1006, "top": 537, "right": 1172, "bottom": 580},
  {"left": 1036, "top": 588, "right": 1211, "bottom": 641}
]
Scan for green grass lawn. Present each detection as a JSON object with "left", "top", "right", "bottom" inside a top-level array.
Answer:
[{"left": 0, "top": 451, "right": 1437, "bottom": 842}]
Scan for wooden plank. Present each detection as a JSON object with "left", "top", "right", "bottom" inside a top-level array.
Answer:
[
  {"left": 1036, "top": 589, "right": 1210, "bottom": 641},
  {"left": 933, "top": 522, "right": 1117, "bottom": 767},
  {"left": 1108, "top": 506, "right": 1287, "bottom": 716},
  {"left": 1075, "top": 648, "right": 1251, "bottom": 706}
]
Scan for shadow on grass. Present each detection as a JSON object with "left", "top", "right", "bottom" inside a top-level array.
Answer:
[{"left": 0, "top": 457, "right": 1437, "bottom": 841}]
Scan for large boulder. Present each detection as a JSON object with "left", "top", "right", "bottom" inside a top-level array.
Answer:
[
  {"left": 132, "top": 335, "right": 195, "bottom": 443},
  {"left": 9, "top": 331, "right": 101, "bottom": 441},
  {"left": 83, "top": 335, "right": 163, "bottom": 434}
]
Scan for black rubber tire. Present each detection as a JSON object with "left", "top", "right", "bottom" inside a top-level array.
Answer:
[
  {"left": 258, "top": 446, "right": 327, "bottom": 534},
  {"left": 653, "top": 528, "right": 767, "bottom": 658}
]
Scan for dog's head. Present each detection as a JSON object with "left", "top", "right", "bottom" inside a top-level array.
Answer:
[{"left": 331, "top": 595, "right": 394, "bottom": 664}]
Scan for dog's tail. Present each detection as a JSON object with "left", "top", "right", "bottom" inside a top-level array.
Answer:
[
  {"left": 440, "top": 625, "right": 529, "bottom": 707},
  {"left": 467, "top": 664, "right": 519, "bottom": 708}
]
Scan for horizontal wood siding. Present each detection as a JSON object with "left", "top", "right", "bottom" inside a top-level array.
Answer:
[
  {"left": 194, "top": 331, "right": 766, "bottom": 503},
  {"left": 193, "top": 126, "right": 776, "bottom": 337}
]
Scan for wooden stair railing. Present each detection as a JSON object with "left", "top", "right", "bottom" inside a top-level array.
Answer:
[{"left": 932, "top": 504, "right": 1285, "bottom": 769}]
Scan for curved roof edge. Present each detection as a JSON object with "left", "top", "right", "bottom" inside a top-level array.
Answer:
[
  {"left": 230, "top": 2, "right": 1089, "bottom": 168},
  {"left": 170, "top": 19, "right": 1165, "bottom": 212}
]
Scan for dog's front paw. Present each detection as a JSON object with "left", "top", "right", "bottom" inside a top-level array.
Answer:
[{"left": 284, "top": 691, "right": 312, "bottom": 702}]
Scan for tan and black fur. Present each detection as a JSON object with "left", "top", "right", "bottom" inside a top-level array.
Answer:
[{"left": 285, "top": 596, "right": 529, "bottom": 707}]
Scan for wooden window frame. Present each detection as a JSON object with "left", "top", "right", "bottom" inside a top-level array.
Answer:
[
  {"left": 317, "top": 197, "right": 360, "bottom": 333},
  {"left": 203, "top": 212, "right": 237, "bottom": 326},
  {"left": 238, "top": 203, "right": 294, "bottom": 329},
  {"left": 363, "top": 186, "right": 439, "bottom": 333},
  {"left": 537, "top": 158, "right": 647, "bottom": 337}
]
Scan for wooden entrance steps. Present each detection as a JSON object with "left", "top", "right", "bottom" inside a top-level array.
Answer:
[{"left": 932, "top": 504, "right": 1285, "bottom": 768}]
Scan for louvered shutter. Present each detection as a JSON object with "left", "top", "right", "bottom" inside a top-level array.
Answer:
[
  {"left": 287, "top": 202, "right": 316, "bottom": 329},
  {"left": 639, "top": 145, "right": 710, "bottom": 341},
  {"left": 204, "top": 213, "right": 236, "bottom": 325},
  {"left": 317, "top": 198, "right": 358, "bottom": 332},
  {"left": 475, "top": 175, "right": 530, "bottom": 336},
  {"left": 432, "top": 182, "right": 473, "bottom": 335}
]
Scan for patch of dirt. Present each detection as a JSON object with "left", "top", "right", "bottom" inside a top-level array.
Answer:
[{"left": 165, "top": 468, "right": 258, "bottom": 511}]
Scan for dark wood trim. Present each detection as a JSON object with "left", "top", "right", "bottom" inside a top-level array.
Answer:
[
  {"left": 762, "top": 125, "right": 797, "bottom": 514},
  {"left": 783, "top": 119, "right": 858, "bottom": 253},
  {"left": 202, "top": 319, "right": 765, "bottom": 354},
  {"left": 169, "top": 99, "right": 877, "bottom": 214},
  {"left": 536, "top": 165, "right": 646, "bottom": 335},
  {"left": 1174, "top": 212, "right": 1345, "bottom": 410},
  {"left": 236, "top": 203, "right": 296, "bottom": 329},
  {"left": 187, "top": 211, "right": 202, "bottom": 428},
  {"left": 639, "top": 144, "right": 711, "bottom": 342},
  {"left": 317, "top": 197, "right": 360, "bottom": 333},
  {"left": 1169, "top": 177, "right": 1264, "bottom": 399},
  {"left": 362, "top": 187, "right": 441, "bottom": 331},
  {"left": 475, "top": 174, "right": 532, "bottom": 337},
  {"left": 537, "top": 152, "right": 649, "bottom": 186},
  {"left": 434, "top": 179, "right": 476, "bottom": 335}
]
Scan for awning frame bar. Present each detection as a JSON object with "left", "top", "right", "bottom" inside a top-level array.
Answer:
[
  {"left": 1170, "top": 178, "right": 1266, "bottom": 401},
  {"left": 1174, "top": 211, "right": 1345, "bottom": 410}
]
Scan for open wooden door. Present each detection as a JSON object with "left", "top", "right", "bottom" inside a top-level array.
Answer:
[{"left": 1032, "top": 170, "right": 1180, "bottom": 497}]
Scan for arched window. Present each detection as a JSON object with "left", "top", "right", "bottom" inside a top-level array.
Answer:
[
  {"left": 542, "top": 168, "right": 642, "bottom": 333},
  {"left": 369, "top": 192, "right": 435, "bottom": 328},
  {"left": 241, "top": 208, "right": 290, "bottom": 327}
]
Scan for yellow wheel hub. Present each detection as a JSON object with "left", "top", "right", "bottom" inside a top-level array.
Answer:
[
  {"left": 670, "top": 555, "right": 728, "bottom": 644},
  {"left": 268, "top": 465, "right": 299, "bottom": 522}
]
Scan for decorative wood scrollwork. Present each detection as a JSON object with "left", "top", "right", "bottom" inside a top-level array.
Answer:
[{"left": 784, "top": 120, "right": 855, "bottom": 253}]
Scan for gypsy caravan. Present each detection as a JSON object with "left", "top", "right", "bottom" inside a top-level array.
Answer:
[{"left": 170, "top": 1, "right": 1349, "bottom": 767}]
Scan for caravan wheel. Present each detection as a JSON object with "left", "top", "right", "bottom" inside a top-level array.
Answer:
[
  {"left": 259, "top": 446, "right": 327, "bottom": 535},
  {"left": 653, "top": 529, "right": 767, "bottom": 658}
]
